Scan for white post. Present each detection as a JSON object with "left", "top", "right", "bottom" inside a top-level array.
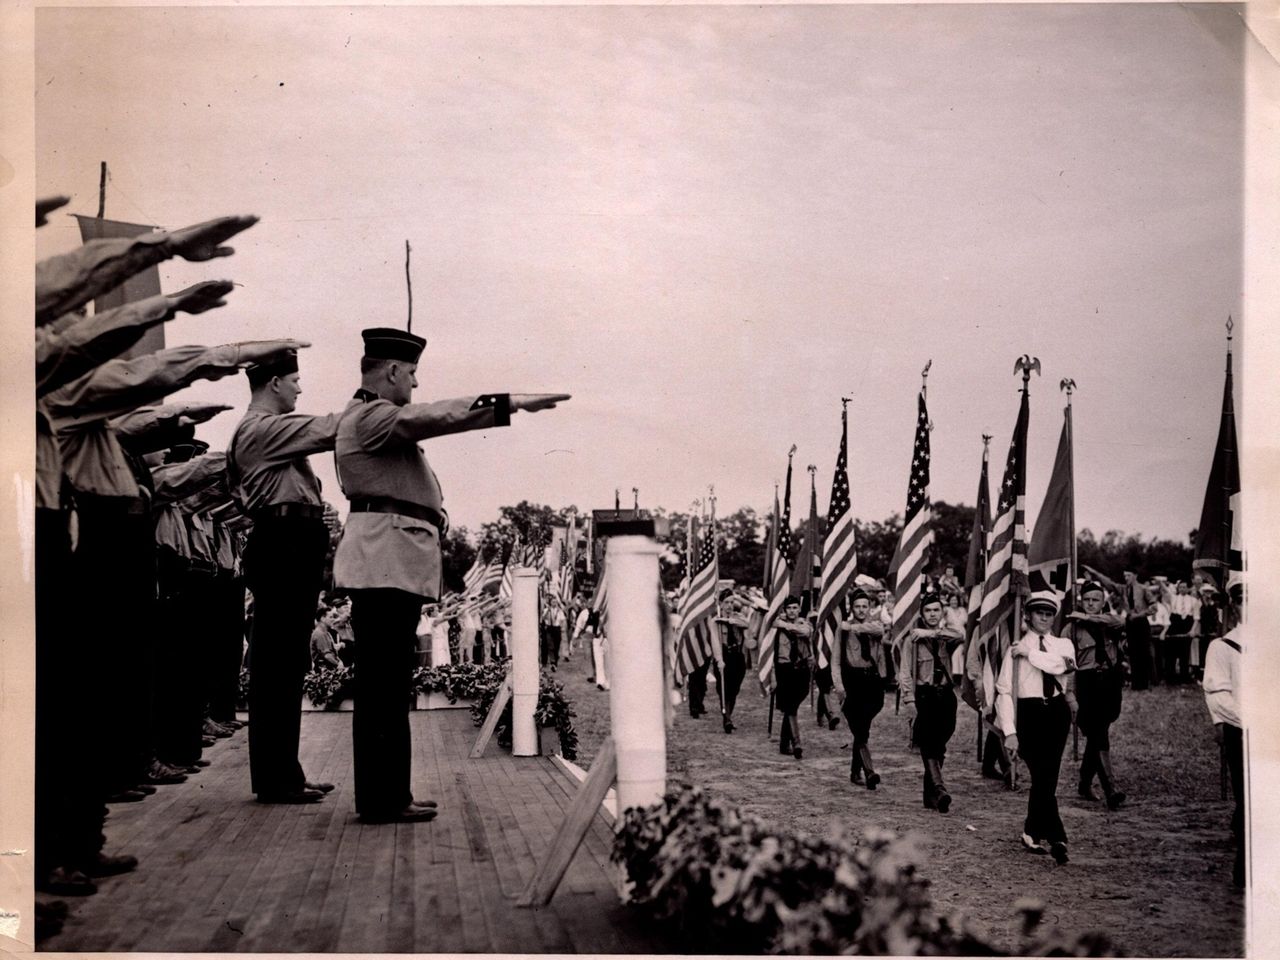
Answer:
[
  {"left": 511, "top": 567, "right": 540, "bottom": 756},
  {"left": 606, "top": 536, "right": 667, "bottom": 813}
]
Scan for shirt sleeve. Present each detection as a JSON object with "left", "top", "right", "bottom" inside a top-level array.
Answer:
[
  {"left": 355, "top": 395, "right": 512, "bottom": 450},
  {"left": 994, "top": 655, "right": 1016, "bottom": 735},
  {"left": 45, "top": 344, "right": 242, "bottom": 427},
  {"left": 245, "top": 411, "right": 342, "bottom": 464},
  {"left": 1202, "top": 640, "right": 1241, "bottom": 728},
  {"left": 36, "top": 232, "right": 173, "bottom": 326},
  {"left": 151, "top": 453, "right": 229, "bottom": 505},
  {"left": 36, "top": 294, "right": 174, "bottom": 395},
  {"left": 1025, "top": 636, "right": 1077, "bottom": 676},
  {"left": 897, "top": 631, "right": 917, "bottom": 704}
]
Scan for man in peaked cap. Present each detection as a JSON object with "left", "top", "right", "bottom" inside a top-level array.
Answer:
[
  {"left": 333, "top": 327, "right": 569, "bottom": 823},
  {"left": 227, "top": 346, "right": 345, "bottom": 804},
  {"left": 996, "top": 589, "right": 1077, "bottom": 864},
  {"left": 1064, "top": 579, "right": 1128, "bottom": 809}
]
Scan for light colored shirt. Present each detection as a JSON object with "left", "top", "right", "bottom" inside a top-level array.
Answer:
[
  {"left": 227, "top": 406, "right": 340, "bottom": 512},
  {"left": 1202, "top": 629, "right": 1241, "bottom": 728},
  {"left": 36, "top": 294, "right": 175, "bottom": 396},
  {"left": 836, "top": 619, "right": 885, "bottom": 673},
  {"left": 897, "top": 624, "right": 964, "bottom": 704},
  {"left": 994, "top": 629, "right": 1077, "bottom": 736}
]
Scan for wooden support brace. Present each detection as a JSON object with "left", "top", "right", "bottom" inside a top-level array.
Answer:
[
  {"left": 517, "top": 737, "right": 618, "bottom": 908},
  {"left": 469, "top": 670, "right": 513, "bottom": 759}
]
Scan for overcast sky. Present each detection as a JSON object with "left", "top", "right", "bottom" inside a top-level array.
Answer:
[{"left": 35, "top": 3, "right": 1245, "bottom": 545}]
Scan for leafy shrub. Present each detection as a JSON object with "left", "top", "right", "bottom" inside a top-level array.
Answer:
[
  {"left": 614, "top": 785, "right": 1122, "bottom": 957},
  {"left": 469, "top": 663, "right": 580, "bottom": 761},
  {"left": 414, "top": 661, "right": 508, "bottom": 703},
  {"left": 302, "top": 665, "right": 353, "bottom": 709}
]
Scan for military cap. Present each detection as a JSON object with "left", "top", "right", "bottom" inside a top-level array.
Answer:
[
  {"left": 246, "top": 349, "right": 299, "bottom": 387},
  {"left": 919, "top": 591, "right": 943, "bottom": 608},
  {"left": 1079, "top": 580, "right": 1105, "bottom": 597},
  {"left": 1025, "top": 589, "right": 1060, "bottom": 614},
  {"left": 849, "top": 587, "right": 870, "bottom": 603},
  {"left": 361, "top": 327, "right": 427, "bottom": 363}
]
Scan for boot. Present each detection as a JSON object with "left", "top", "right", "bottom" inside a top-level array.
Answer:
[
  {"left": 926, "top": 758, "right": 951, "bottom": 813},
  {"left": 859, "top": 744, "right": 880, "bottom": 790},
  {"left": 922, "top": 756, "right": 936, "bottom": 809},
  {"left": 1097, "top": 750, "right": 1126, "bottom": 809},
  {"left": 779, "top": 717, "right": 793, "bottom": 756},
  {"left": 850, "top": 749, "right": 864, "bottom": 785},
  {"left": 1078, "top": 748, "right": 1100, "bottom": 801}
]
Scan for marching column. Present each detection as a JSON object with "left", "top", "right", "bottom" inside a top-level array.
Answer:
[{"left": 512, "top": 568, "right": 541, "bottom": 757}]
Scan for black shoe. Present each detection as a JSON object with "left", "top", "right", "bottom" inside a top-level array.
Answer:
[
  {"left": 134, "top": 784, "right": 157, "bottom": 795},
  {"left": 793, "top": 748, "right": 803, "bottom": 760},
  {"left": 1050, "top": 841, "right": 1069, "bottom": 864},
  {"left": 360, "top": 804, "right": 438, "bottom": 824},
  {"left": 1106, "top": 790, "right": 1127, "bottom": 810},
  {"left": 192, "top": 759, "right": 212, "bottom": 768},
  {"left": 304, "top": 781, "right": 336, "bottom": 794},
  {"left": 38, "top": 867, "right": 97, "bottom": 897},
  {"left": 851, "top": 768, "right": 864, "bottom": 785},
  {"left": 257, "top": 788, "right": 326, "bottom": 804},
  {"left": 1078, "top": 783, "right": 1100, "bottom": 801},
  {"left": 1021, "top": 833, "right": 1048, "bottom": 855},
  {"left": 723, "top": 719, "right": 735, "bottom": 734},
  {"left": 80, "top": 852, "right": 138, "bottom": 878},
  {"left": 779, "top": 744, "right": 793, "bottom": 756},
  {"left": 982, "top": 766, "right": 1006, "bottom": 782},
  {"left": 865, "top": 772, "right": 881, "bottom": 790},
  {"left": 828, "top": 716, "right": 841, "bottom": 731},
  {"left": 936, "top": 792, "right": 951, "bottom": 814},
  {"left": 107, "top": 789, "right": 148, "bottom": 803},
  {"left": 410, "top": 798, "right": 439, "bottom": 810}
]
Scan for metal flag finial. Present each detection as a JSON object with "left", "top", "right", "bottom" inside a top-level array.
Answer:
[
  {"left": 1014, "top": 354, "right": 1041, "bottom": 384},
  {"left": 1060, "top": 377, "right": 1076, "bottom": 397},
  {"left": 632, "top": 487, "right": 639, "bottom": 511},
  {"left": 788, "top": 444, "right": 797, "bottom": 460}
]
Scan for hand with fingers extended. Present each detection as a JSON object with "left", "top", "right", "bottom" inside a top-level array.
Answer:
[
  {"left": 511, "top": 393, "right": 572, "bottom": 414},
  {"left": 164, "top": 215, "right": 259, "bottom": 261},
  {"left": 174, "top": 402, "right": 234, "bottom": 425},
  {"left": 168, "top": 280, "right": 235, "bottom": 315},
  {"left": 233, "top": 339, "right": 311, "bottom": 365}
]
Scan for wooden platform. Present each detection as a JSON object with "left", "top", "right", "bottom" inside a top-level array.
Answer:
[{"left": 43, "top": 710, "right": 666, "bottom": 953}]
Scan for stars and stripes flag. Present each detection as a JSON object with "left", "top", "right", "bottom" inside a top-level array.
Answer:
[
  {"left": 960, "top": 440, "right": 992, "bottom": 713},
  {"left": 557, "top": 540, "right": 575, "bottom": 607},
  {"left": 590, "top": 561, "right": 609, "bottom": 632},
  {"left": 757, "top": 453, "right": 796, "bottom": 695},
  {"left": 498, "top": 539, "right": 519, "bottom": 603},
  {"left": 887, "top": 391, "right": 934, "bottom": 646},
  {"left": 977, "top": 384, "right": 1031, "bottom": 680},
  {"left": 814, "top": 404, "right": 857, "bottom": 669},
  {"left": 476, "top": 557, "right": 504, "bottom": 594},
  {"left": 675, "top": 517, "right": 719, "bottom": 685},
  {"left": 462, "top": 556, "right": 486, "bottom": 594}
]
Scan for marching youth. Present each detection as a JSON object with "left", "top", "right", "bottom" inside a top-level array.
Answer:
[
  {"left": 898, "top": 592, "right": 964, "bottom": 813},
  {"left": 831, "top": 589, "right": 887, "bottom": 788}
]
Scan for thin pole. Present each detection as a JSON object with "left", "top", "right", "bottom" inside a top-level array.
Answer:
[
  {"left": 97, "top": 162, "right": 107, "bottom": 219},
  {"left": 404, "top": 240, "right": 414, "bottom": 333},
  {"left": 1062, "top": 378, "right": 1078, "bottom": 761}
]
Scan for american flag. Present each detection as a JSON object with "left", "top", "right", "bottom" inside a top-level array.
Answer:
[
  {"left": 557, "top": 541, "right": 575, "bottom": 607},
  {"left": 959, "top": 440, "right": 992, "bottom": 712},
  {"left": 977, "top": 386, "right": 1031, "bottom": 677},
  {"left": 476, "top": 557, "right": 504, "bottom": 594},
  {"left": 814, "top": 405, "right": 856, "bottom": 668},
  {"left": 675, "top": 518, "right": 718, "bottom": 684},
  {"left": 757, "top": 454, "right": 796, "bottom": 695},
  {"left": 887, "top": 391, "right": 934, "bottom": 645},
  {"left": 462, "top": 556, "right": 486, "bottom": 594},
  {"left": 498, "top": 539, "right": 519, "bottom": 603}
]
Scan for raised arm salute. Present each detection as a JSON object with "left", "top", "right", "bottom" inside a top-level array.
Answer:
[{"left": 332, "top": 327, "right": 568, "bottom": 823}]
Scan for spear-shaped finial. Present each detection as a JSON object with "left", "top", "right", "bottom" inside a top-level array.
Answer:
[{"left": 788, "top": 444, "right": 797, "bottom": 460}]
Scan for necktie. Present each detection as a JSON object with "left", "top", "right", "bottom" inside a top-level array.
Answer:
[
  {"left": 1040, "top": 634, "right": 1055, "bottom": 697},
  {"left": 1094, "top": 626, "right": 1111, "bottom": 669},
  {"left": 858, "top": 628, "right": 871, "bottom": 665}
]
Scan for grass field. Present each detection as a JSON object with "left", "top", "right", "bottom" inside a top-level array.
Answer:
[{"left": 555, "top": 651, "right": 1245, "bottom": 957}]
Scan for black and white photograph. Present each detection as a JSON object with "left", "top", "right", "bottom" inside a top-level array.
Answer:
[{"left": 8, "top": 1, "right": 1279, "bottom": 955}]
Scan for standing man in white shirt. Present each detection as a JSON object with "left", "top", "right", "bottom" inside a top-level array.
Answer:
[
  {"left": 997, "top": 590, "right": 1077, "bottom": 864},
  {"left": 1203, "top": 582, "right": 1244, "bottom": 888}
]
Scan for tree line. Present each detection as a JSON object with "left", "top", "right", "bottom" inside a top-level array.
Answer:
[{"left": 437, "top": 499, "right": 1196, "bottom": 597}]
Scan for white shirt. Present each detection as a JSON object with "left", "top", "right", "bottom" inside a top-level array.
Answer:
[
  {"left": 1202, "top": 628, "right": 1241, "bottom": 728},
  {"left": 994, "top": 629, "right": 1077, "bottom": 736},
  {"left": 1171, "top": 593, "right": 1199, "bottom": 619}
]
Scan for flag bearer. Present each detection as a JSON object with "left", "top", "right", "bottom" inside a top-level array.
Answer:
[
  {"left": 997, "top": 590, "right": 1077, "bottom": 864},
  {"left": 899, "top": 592, "right": 964, "bottom": 812},
  {"left": 832, "top": 589, "right": 887, "bottom": 788},
  {"left": 1065, "top": 580, "right": 1128, "bottom": 808},
  {"left": 774, "top": 599, "right": 814, "bottom": 759}
]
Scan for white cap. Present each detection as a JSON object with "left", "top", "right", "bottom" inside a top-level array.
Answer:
[{"left": 1025, "top": 589, "right": 1060, "bottom": 615}]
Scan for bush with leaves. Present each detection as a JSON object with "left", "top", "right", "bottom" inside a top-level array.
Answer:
[
  {"left": 413, "top": 661, "right": 508, "bottom": 703},
  {"left": 302, "top": 665, "right": 353, "bottom": 709},
  {"left": 614, "top": 785, "right": 1122, "bottom": 957},
  {"left": 468, "top": 664, "right": 579, "bottom": 761}
]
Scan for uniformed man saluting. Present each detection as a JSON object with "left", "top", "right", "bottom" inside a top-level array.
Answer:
[
  {"left": 333, "top": 327, "right": 568, "bottom": 824},
  {"left": 227, "top": 346, "right": 343, "bottom": 804}
]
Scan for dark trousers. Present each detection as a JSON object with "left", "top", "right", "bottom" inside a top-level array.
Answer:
[
  {"left": 840, "top": 666, "right": 885, "bottom": 747},
  {"left": 914, "top": 683, "right": 957, "bottom": 762},
  {"left": 718, "top": 647, "right": 746, "bottom": 719},
  {"left": 1164, "top": 628, "right": 1192, "bottom": 684},
  {"left": 350, "top": 588, "right": 424, "bottom": 816},
  {"left": 155, "top": 569, "right": 215, "bottom": 767},
  {"left": 777, "top": 661, "right": 811, "bottom": 751},
  {"left": 36, "top": 508, "right": 104, "bottom": 874},
  {"left": 244, "top": 516, "right": 328, "bottom": 796},
  {"left": 1017, "top": 696, "right": 1071, "bottom": 844},
  {"left": 814, "top": 664, "right": 834, "bottom": 722},
  {"left": 1126, "top": 617, "right": 1152, "bottom": 690},
  {"left": 540, "top": 624, "right": 562, "bottom": 668},
  {"left": 208, "top": 572, "right": 247, "bottom": 723},
  {"left": 687, "top": 657, "right": 711, "bottom": 715},
  {"left": 73, "top": 497, "right": 155, "bottom": 794},
  {"left": 1223, "top": 723, "right": 1245, "bottom": 886},
  {"left": 1076, "top": 667, "right": 1122, "bottom": 751}
]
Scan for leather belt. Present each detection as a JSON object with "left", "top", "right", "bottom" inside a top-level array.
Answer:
[
  {"left": 349, "top": 497, "right": 445, "bottom": 532},
  {"left": 254, "top": 502, "right": 325, "bottom": 521}
]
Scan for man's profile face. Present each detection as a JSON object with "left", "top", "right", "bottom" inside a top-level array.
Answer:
[
  {"left": 277, "top": 372, "right": 302, "bottom": 412},
  {"left": 387, "top": 361, "right": 419, "bottom": 406},
  {"left": 851, "top": 598, "right": 870, "bottom": 621}
]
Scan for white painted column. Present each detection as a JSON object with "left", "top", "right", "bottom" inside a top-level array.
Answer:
[
  {"left": 511, "top": 568, "right": 541, "bottom": 756},
  {"left": 606, "top": 536, "right": 667, "bottom": 813}
]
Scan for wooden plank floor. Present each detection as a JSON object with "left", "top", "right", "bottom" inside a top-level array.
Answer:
[{"left": 42, "top": 710, "right": 667, "bottom": 954}]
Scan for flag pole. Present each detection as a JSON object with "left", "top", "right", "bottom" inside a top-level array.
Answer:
[
  {"left": 97, "top": 161, "right": 108, "bottom": 219},
  {"left": 806, "top": 463, "right": 818, "bottom": 716},
  {"left": 1061, "top": 377, "right": 1079, "bottom": 761},
  {"left": 710, "top": 484, "right": 725, "bottom": 716},
  {"left": 1009, "top": 355, "right": 1040, "bottom": 786},
  {"left": 404, "top": 240, "right": 413, "bottom": 333},
  {"left": 976, "top": 432, "right": 992, "bottom": 762}
]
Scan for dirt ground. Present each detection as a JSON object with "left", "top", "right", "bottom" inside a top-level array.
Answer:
[{"left": 557, "top": 652, "right": 1245, "bottom": 957}]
